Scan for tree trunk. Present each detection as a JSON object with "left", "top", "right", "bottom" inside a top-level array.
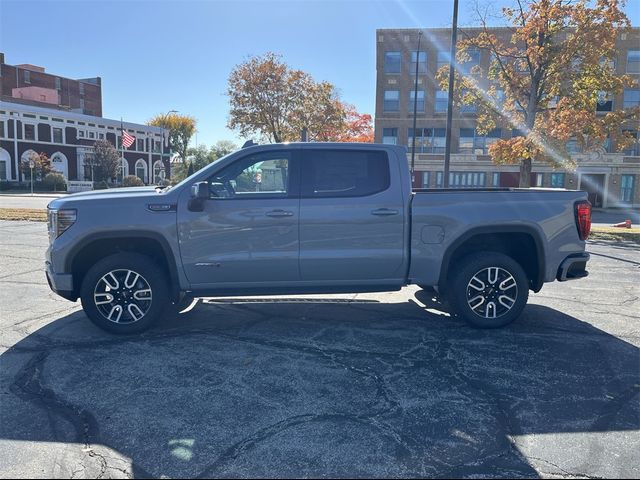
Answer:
[{"left": 519, "top": 158, "right": 532, "bottom": 187}]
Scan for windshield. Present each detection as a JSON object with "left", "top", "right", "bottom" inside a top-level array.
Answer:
[{"left": 170, "top": 150, "right": 238, "bottom": 191}]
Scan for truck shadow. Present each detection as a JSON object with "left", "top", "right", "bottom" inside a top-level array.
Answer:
[{"left": 1, "top": 295, "right": 638, "bottom": 478}]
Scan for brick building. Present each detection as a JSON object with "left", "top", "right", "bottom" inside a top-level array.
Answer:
[
  {"left": 1, "top": 53, "right": 102, "bottom": 117},
  {"left": 375, "top": 28, "right": 640, "bottom": 208},
  {"left": 0, "top": 101, "right": 170, "bottom": 185}
]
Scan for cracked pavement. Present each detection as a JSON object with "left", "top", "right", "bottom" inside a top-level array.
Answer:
[{"left": 0, "top": 220, "right": 638, "bottom": 479}]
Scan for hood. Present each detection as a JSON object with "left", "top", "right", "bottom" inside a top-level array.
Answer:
[{"left": 47, "top": 186, "right": 164, "bottom": 209}]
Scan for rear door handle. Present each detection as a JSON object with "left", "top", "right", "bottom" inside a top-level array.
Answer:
[
  {"left": 265, "top": 209, "right": 294, "bottom": 217},
  {"left": 371, "top": 208, "right": 399, "bottom": 216}
]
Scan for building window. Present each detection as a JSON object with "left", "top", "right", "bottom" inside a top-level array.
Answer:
[
  {"left": 622, "top": 130, "right": 639, "bottom": 156},
  {"left": 626, "top": 50, "right": 640, "bottom": 74},
  {"left": 408, "top": 90, "right": 425, "bottom": 112},
  {"left": 436, "top": 171, "right": 443, "bottom": 188},
  {"left": 460, "top": 90, "right": 477, "bottom": 113},
  {"left": 421, "top": 171, "right": 430, "bottom": 188},
  {"left": 55, "top": 77, "right": 61, "bottom": 90},
  {"left": 0, "top": 161, "right": 6, "bottom": 181},
  {"left": 137, "top": 138, "right": 144, "bottom": 151},
  {"left": 460, "top": 48, "right": 480, "bottom": 74},
  {"left": 135, "top": 159, "right": 147, "bottom": 183},
  {"left": 551, "top": 173, "right": 565, "bottom": 188},
  {"left": 620, "top": 175, "right": 635, "bottom": 203},
  {"left": 409, "top": 128, "right": 446, "bottom": 154},
  {"left": 596, "top": 91, "right": 613, "bottom": 112},
  {"left": 24, "top": 124, "right": 35, "bottom": 141},
  {"left": 80, "top": 99, "right": 85, "bottom": 110},
  {"left": 98, "top": 132, "right": 105, "bottom": 140},
  {"left": 458, "top": 129, "right": 500, "bottom": 154},
  {"left": 52, "top": 127, "right": 63, "bottom": 143},
  {"left": 383, "top": 90, "right": 400, "bottom": 112},
  {"left": 384, "top": 52, "right": 401, "bottom": 74},
  {"left": 24, "top": 70, "right": 30, "bottom": 84},
  {"left": 437, "top": 51, "right": 450, "bottom": 71},
  {"left": 382, "top": 128, "right": 398, "bottom": 145},
  {"left": 0, "top": 121, "right": 4, "bottom": 138},
  {"left": 154, "top": 140, "right": 161, "bottom": 153},
  {"left": 535, "top": 173, "right": 544, "bottom": 187},
  {"left": 492, "top": 172, "right": 500, "bottom": 187},
  {"left": 410, "top": 51, "right": 427, "bottom": 74},
  {"left": 459, "top": 128, "right": 502, "bottom": 155},
  {"left": 566, "top": 138, "right": 582, "bottom": 154},
  {"left": 153, "top": 160, "right": 166, "bottom": 184},
  {"left": 435, "top": 90, "right": 448, "bottom": 113},
  {"left": 449, "top": 172, "right": 486, "bottom": 188},
  {"left": 623, "top": 89, "right": 640, "bottom": 109},
  {"left": 79, "top": 83, "right": 85, "bottom": 96}
]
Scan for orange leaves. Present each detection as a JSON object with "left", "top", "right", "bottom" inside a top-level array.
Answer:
[{"left": 227, "top": 53, "right": 373, "bottom": 143}]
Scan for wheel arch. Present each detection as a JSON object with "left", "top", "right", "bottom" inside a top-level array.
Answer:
[
  {"left": 439, "top": 225, "right": 546, "bottom": 293},
  {"left": 67, "top": 231, "right": 181, "bottom": 301}
]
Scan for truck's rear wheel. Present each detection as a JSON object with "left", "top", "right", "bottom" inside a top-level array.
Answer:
[
  {"left": 80, "top": 253, "right": 169, "bottom": 334},
  {"left": 449, "top": 252, "right": 528, "bottom": 328}
]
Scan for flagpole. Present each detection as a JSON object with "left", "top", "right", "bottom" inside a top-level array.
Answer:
[{"left": 120, "top": 117, "right": 124, "bottom": 185}]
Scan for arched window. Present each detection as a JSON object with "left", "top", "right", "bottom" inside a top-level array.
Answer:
[
  {"left": 153, "top": 160, "right": 165, "bottom": 184},
  {"left": 50, "top": 152, "right": 69, "bottom": 179},
  {"left": 118, "top": 157, "right": 129, "bottom": 181},
  {"left": 135, "top": 159, "right": 147, "bottom": 183},
  {"left": 0, "top": 147, "right": 10, "bottom": 181}
]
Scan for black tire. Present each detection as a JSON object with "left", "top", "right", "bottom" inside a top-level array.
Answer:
[
  {"left": 448, "top": 252, "right": 529, "bottom": 328},
  {"left": 80, "top": 253, "right": 169, "bottom": 334}
]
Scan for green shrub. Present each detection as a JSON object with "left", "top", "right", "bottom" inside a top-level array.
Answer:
[
  {"left": 123, "top": 175, "right": 145, "bottom": 187},
  {"left": 93, "top": 180, "right": 109, "bottom": 190},
  {"left": 43, "top": 173, "right": 67, "bottom": 192}
]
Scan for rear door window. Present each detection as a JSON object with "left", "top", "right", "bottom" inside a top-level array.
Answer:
[{"left": 302, "top": 149, "right": 390, "bottom": 197}]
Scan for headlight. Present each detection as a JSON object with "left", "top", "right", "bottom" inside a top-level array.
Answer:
[{"left": 48, "top": 209, "right": 77, "bottom": 241}]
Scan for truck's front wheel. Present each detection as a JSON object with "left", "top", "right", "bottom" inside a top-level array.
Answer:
[
  {"left": 449, "top": 252, "right": 529, "bottom": 328},
  {"left": 80, "top": 253, "right": 169, "bottom": 334}
]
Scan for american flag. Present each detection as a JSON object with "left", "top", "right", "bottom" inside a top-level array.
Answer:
[{"left": 122, "top": 130, "right": 135, "bottom": 149}]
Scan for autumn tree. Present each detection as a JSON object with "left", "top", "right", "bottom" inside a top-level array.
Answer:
[
  {"left": 438, "top": 0, "right": 637, "bottom": 187},
  {"left": 20, "top": 151, "right": 52, "bottom": 181},
  {"left": 227, "top": 53, "right": 372, "bottom": 143},
  {"left": 319, "top": 104, "right": 375, "bottom": 143},
  {"left": 89, "top": 139, "right": 120, "bottom": 182},
  {"left": 148, "top": 113, "right": 197, "bottom": 167}
]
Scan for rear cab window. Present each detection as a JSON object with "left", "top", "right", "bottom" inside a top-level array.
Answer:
[{"left": 302, "top": 149, "right": 390, "bottom": 197}]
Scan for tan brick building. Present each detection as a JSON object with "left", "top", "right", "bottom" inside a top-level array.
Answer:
[{"left": 374, "top": 28, "right": 640, "bottom": 208}]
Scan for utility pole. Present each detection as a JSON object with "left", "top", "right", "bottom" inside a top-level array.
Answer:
[
  {"left": 410, "top": 30, "right": 423, "bottom": 187},
  {"left": 443, "top": 0, "right": 459, "bottom": 188}
]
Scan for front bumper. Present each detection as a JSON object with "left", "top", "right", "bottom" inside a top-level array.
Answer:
[
  {"left": 556, "top": 253, "right": 590, "bottom": 282},
  {"left": 45, "top": 261, "right": 77, "bottom": 301}
]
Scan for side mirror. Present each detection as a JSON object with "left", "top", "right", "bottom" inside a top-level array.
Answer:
[{"left": 188, "top": 181, "right": 209, "bottom": 211}]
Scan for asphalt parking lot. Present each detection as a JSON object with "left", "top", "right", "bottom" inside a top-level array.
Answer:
[{"left": 0, "top": 220, "right": 638, "bottom": 479}]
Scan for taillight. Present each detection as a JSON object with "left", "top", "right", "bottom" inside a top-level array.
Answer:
[{"left": 575, "top": 201, "right": 591, "bottom": 241}]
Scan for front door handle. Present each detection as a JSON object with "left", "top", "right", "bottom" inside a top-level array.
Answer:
[
  {"left": 265, "top": 209, "right": 294, "bottom": 217},
  {"left": 371, "top": 208, "right": 399, "bottom": 216}
]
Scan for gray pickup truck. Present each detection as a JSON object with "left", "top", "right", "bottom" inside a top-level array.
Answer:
[{"left": 46, "top": 142, "right": 591, "bottom": 333}]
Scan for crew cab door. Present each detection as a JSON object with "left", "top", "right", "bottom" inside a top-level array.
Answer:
[
  {"left": 178, "top": 149, "right": 300, "bottom": 287},
  {"left": 298, "top": 147, "right": 406, "bottom": 283}
]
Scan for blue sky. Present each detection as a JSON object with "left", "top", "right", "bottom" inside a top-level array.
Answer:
[{"left": 1, "top": 0, "right": 638, "bottom": 147}]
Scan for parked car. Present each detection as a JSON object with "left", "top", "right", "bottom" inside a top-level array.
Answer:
[{"left": 46, "top": 143, "right": 591, "bottom": 333}]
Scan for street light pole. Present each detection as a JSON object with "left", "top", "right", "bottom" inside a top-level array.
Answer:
[
  {"left": 410, "top": 30, "right": 423, "bottom": 187},
  {"left": 443, "top": 0, "right": 459, "bottom": 189}
]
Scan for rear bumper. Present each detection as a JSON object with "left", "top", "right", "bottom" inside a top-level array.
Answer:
[
  {"left": 45, "top": 262, "right": 77, "bottom": 301},
  {"left": 556, "top": 253, "right": 590, "bottom": 282}
]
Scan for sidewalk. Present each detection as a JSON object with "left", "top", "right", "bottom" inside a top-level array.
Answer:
[{"left": 0, "top": 194, "right": 63, "bottom": 210}]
